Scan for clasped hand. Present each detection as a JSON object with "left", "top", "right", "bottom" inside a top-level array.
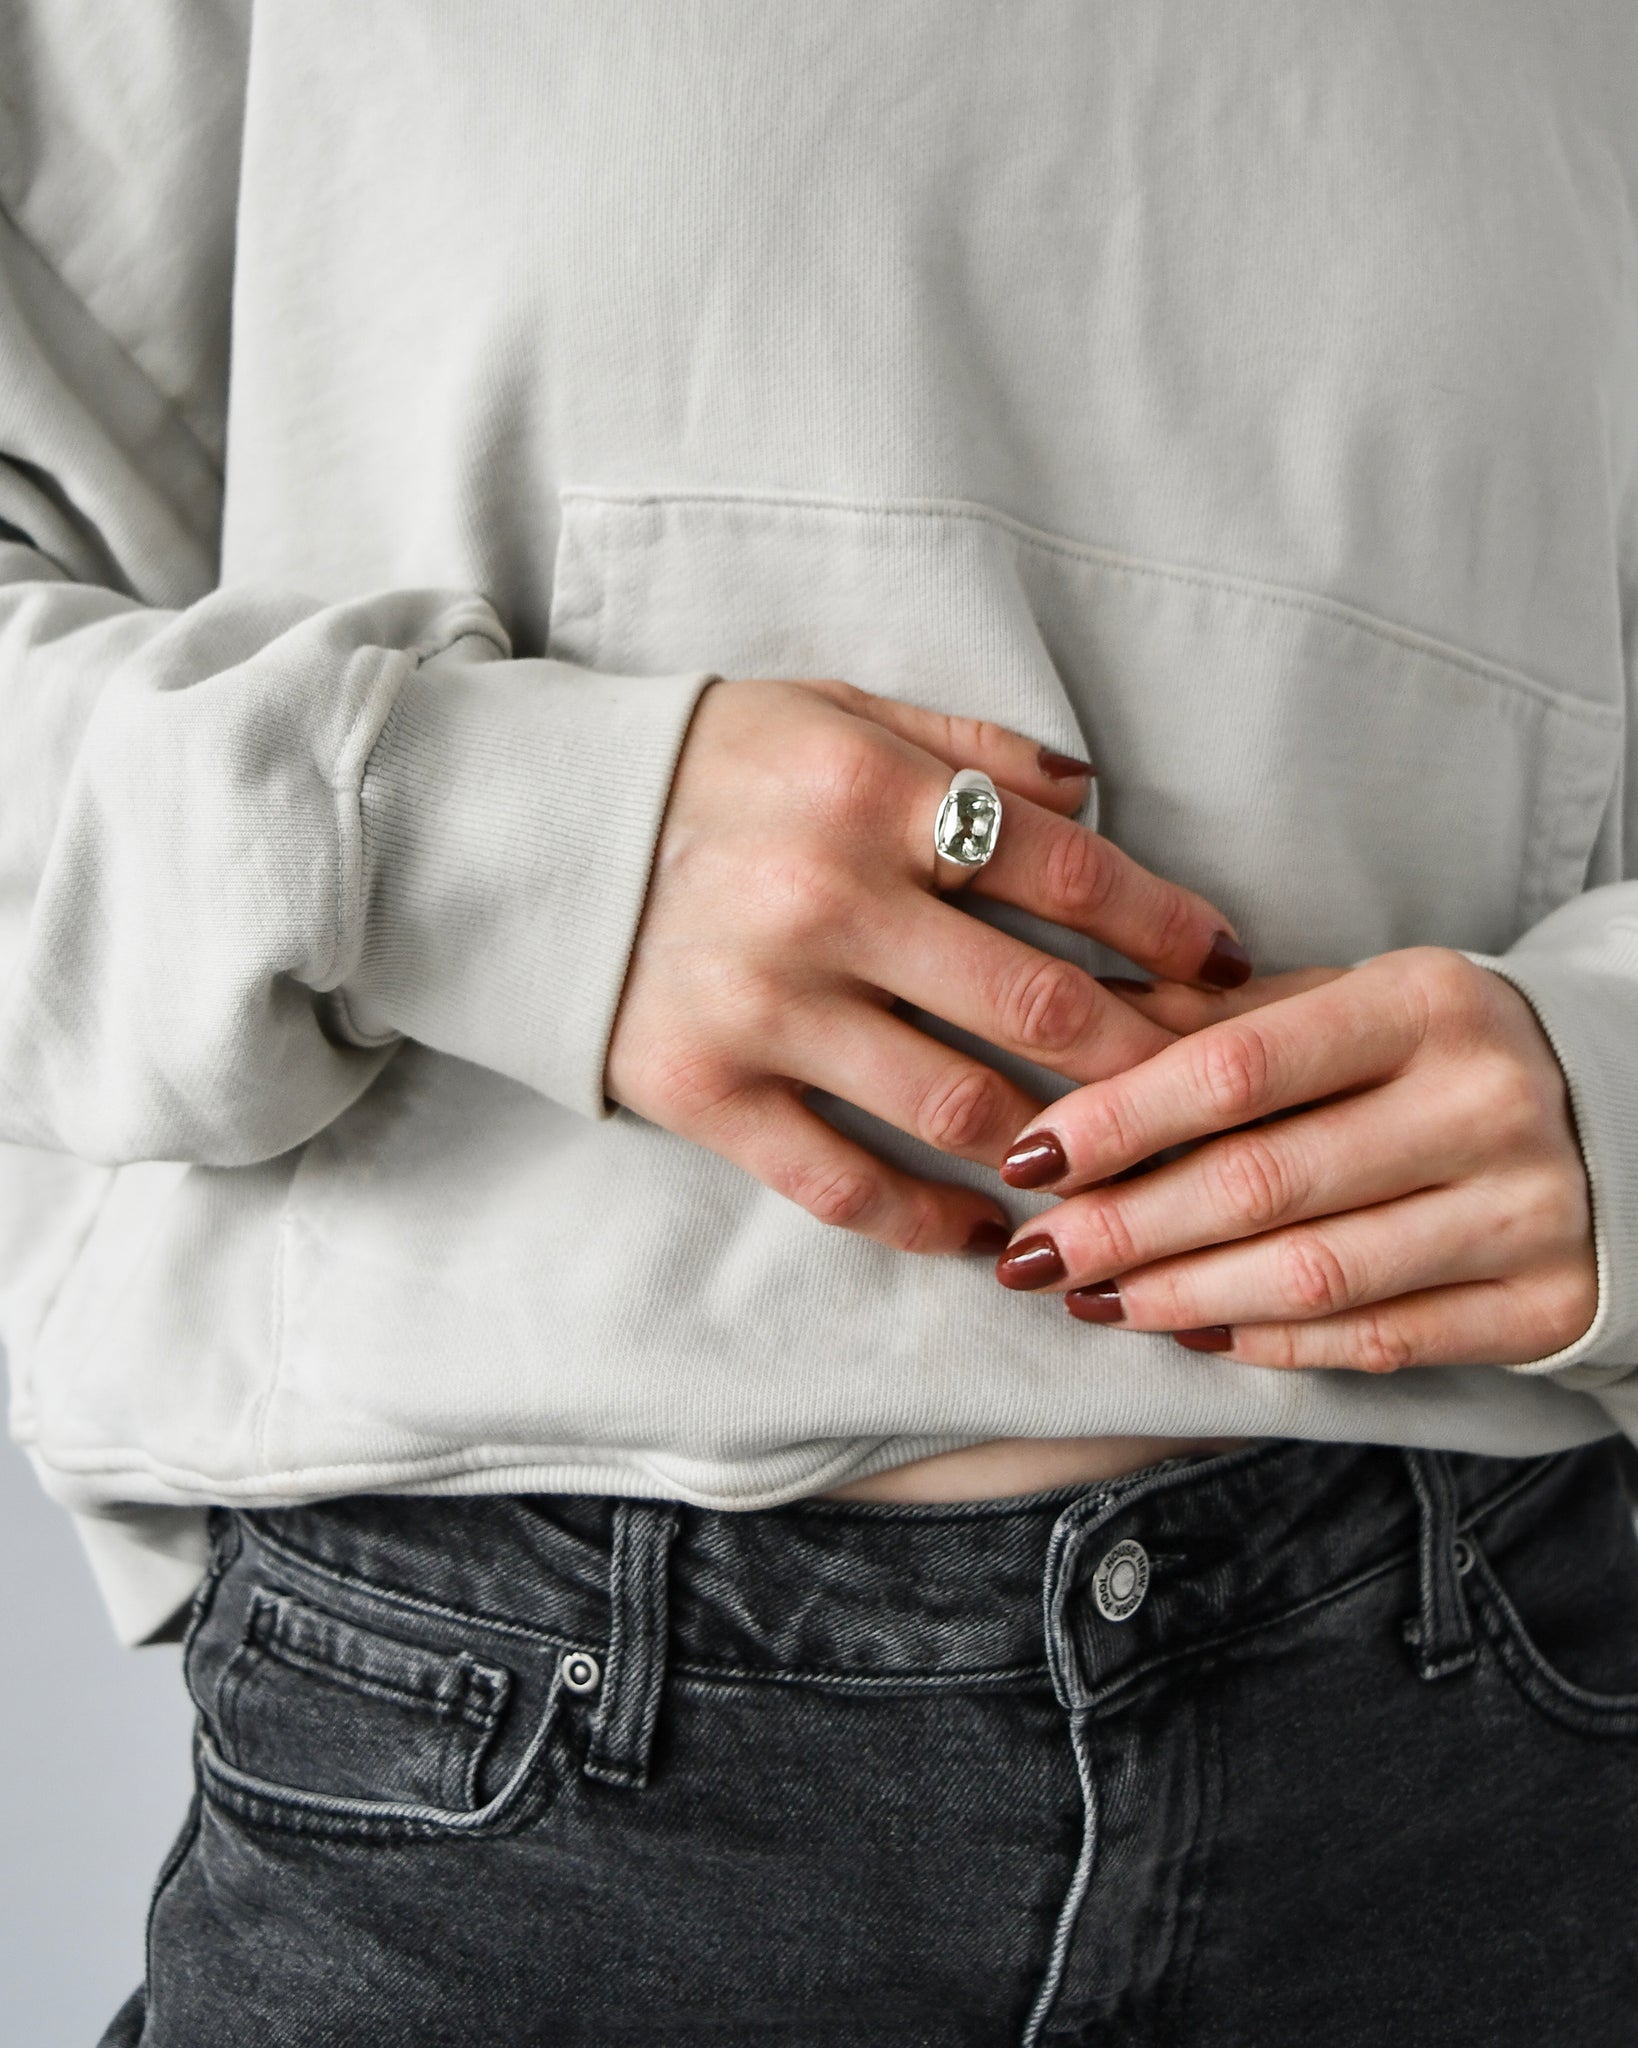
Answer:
[
  {"left": 995, "top": 952, "right": 1598, "bottom": 1371},
  {"left": 609, "top": 678, "right": 1596, "bottom": 1372}
]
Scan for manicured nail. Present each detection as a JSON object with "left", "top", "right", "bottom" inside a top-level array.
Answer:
[
  {"left": 1038, "top": 747, "right": 1096, "bottom": 780},
  {"left": 1173, "top": 1326, "right": 1234, "bottom": 1352},
  {"left": 962, "top": 1217, "right": 1012, "bottom": 1255},
  {"left": 1197, "top": 931, "right": 1252, "bottom": 990},
  {"left": 1066, "top": 1282, "right": 1125, "bottom": 1324},
  {"left": 1099, "top": 976, "right": 1156, "bottom": 995},
  {"left": 995, "top": 1235, "right": 1066, "bottom": 1290},
  {"left": 1001, "top": 1131, "right": 1068, "bottom": 1189}
]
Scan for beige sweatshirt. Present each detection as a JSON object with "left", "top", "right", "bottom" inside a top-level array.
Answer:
[{"left": 4, "top": 0, "right": 1638, "bottom": 1643}]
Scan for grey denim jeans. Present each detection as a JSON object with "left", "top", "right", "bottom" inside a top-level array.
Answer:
[{"left": 106, "top": 1436, "right": 1638, "bottom": 2045}]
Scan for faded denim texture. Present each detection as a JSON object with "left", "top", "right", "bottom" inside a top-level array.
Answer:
[{"left": 106, "top": 1438, "right": 1638, "bottom": 2045}]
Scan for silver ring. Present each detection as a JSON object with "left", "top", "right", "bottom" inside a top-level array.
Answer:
[{"left": 933, "top": 769, "right": 1002, "bottom": 885}]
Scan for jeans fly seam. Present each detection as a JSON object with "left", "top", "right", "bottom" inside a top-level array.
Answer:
[{"left": 1020, "top": 1710, "right": 1098, "bottom": 2048}]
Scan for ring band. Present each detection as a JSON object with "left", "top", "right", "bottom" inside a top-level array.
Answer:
[{"left": 933, "top": 769, "right": 1003, "bottom": 882}]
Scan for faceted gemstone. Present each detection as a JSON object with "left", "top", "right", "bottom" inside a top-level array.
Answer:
[{"left": 935, "top": 786, "right": 1001, "bottom": 866}]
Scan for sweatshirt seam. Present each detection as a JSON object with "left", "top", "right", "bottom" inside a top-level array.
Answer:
[{"left": 561, "top": 485, "right": 1620, "bottom": 728}]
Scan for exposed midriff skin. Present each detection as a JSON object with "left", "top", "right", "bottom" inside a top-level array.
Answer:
[{"left": 820, "top": 1433, "right": 1251, "bottom": 1503}]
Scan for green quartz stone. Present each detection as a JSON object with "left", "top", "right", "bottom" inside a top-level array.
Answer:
[{"left": 935, "top": 785, "right": 1001, "bottom": 866}]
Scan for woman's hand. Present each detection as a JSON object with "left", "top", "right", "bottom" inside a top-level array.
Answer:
[
  {"left": 606, "top": 676, "right": 1251, "bottom": 1255},
  {"left": 992, "top": 947, "right": 1597, "bottom": 1369}
]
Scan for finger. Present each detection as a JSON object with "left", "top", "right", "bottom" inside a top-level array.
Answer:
[
  {"left": 704, "top": 1081, "right": 1012, "bottom": 1256},
  {"left": 859, "top": 894, "right": 1177, "bottom": 1084},
  {"left": 968, "top": 797, "right": 1252, "bottom": 990},
  {"left": 785, "top": 999, "right": 1045, "bottom": 1167},
  {"left": 1097, "top": 967, "right": 1350, "bottom": 1034},
  {"left": 1156, "top": 1266, "right": 1596, "bottom": 1374},
  {"left": 1014, "top": 1074, "right": 1490, "bottom": 1287},
  {"left": 813, "top": 679, "right": 1097, "bottom": 817},
  {"left": 1074, "top": 1177, "right": 1565, "bottom": 1331},
  {"left": 1003, "top": 970, "right": 1426, "bottom": 1191}
]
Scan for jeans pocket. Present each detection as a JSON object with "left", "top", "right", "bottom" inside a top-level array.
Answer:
[
  {"left": 1464, "top": 1449, "right": 1638, "bottom": 1741},
  {"left": 187, "top": 1538, "right": 568, "bottom": 1840},
  {"left": 215, "top": 1587, "right": 510, "bottom": 1809}
]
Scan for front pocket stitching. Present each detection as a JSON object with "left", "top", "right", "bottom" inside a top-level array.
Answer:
[
  {"left": 241, "top": 1521, "right": 581, "bottom": 1652},
  {"left": 195, "top": 1663, "right": 569, "bottom": 1840},
  {"left": 1467, "top": 1545, "right": 1638, "bottom": 1734},
  {"left": 559, "top": 485, "right": 1623, "bottom": 732},
  {"left": 244, "top": 1590, "right": 508, "bottom": 1730}
]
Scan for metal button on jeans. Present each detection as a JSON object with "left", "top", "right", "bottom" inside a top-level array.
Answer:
[
  {"left": 560, "top": 1649, "right": 602, "bottom": 1694},
  {"left": 1092, "top": 1539, "right": 1150, "bottom": 1622}
]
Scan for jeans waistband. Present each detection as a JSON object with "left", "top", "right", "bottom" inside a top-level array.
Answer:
[{"left": 234, "top": 1439, "right": 1567, "bottom": 1706}]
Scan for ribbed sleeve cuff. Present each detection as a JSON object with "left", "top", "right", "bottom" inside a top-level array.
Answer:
[
  {"left": 340, "top": 641, "right": 718, "bottom": 1119},
  {"left": 1462, "top": 933, "right": 1638, "bottom": 1392}
]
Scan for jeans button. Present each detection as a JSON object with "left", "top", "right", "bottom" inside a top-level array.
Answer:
[
  {"left": 1093, "top": 1539, "right": 1150, "bottom": 1622},
  {"left": 560, "top": 1649, "right": 602, "bottom": 1694}
]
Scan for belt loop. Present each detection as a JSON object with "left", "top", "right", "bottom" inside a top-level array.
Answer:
[
  {"left": 1401, "top": 1450, "right": 1476, "bottom": 1681},
  {"left": 584, "top": 1499, "right": 681, "bottom": 1790}
]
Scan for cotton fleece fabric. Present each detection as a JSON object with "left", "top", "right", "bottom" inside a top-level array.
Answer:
[{"left": 4, "top": 1, "right": 1638, "bottom": 1642}]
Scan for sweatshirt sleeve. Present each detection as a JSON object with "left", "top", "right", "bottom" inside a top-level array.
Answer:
[
  {"left": 1456, "top": 595, "right": 1638, "bottom": 1408},
  {"left": 0, "top": 527, "right": 715, "bottom": 1165},
  {"left": 0, "top": 13, "right": 715, "bottom": 1169},
  {"left": 1460, "top": 890, "right": 1638, "bottom": 1405}
]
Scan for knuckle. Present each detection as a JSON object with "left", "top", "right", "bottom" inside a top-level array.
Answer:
[
  {"left": 937, "top": 711, "right": 1013, "bottom": 767},
  {"left": 1077, "top": 1087, "right": 1145, "bottom": 1168},
  {"left": 1411, "top": 947, "right": 1492, "bottom": 1041},
  {"left": 915, "top": 1066, "right": 1008, "bottom": 1154},
  {"left": 1002, "top": 956, "right": 1097, "bottom": 1056},
  {"left": 1042, "top": 826, "right": 1118, "bottom": 924},
  {"left": 1147, "top": 885, "right": 1199, "bottom": 967},
  {"left": 890, "top": 1192, "right": 948, "bottom": 1256},
  {"left": 1348, "top": 1308, "right": 1417, "bottom": 1376},
  {"left": 635, "top": 1038, "right": 738, "bottom": 1126},
  {"left": 751, "top": 848, "right": 855, "bottom": 947},
  {"left": 806, "top": 726, "right": 896, "bottom": 835},
  {"left": 1208, "top": 1135, "right": 1295, "bottom": 1233},
  {"left": 1194, "top": 1025, "right": 1272, "bottom": 1125},
  {"left": 1078, "top": 1198, "right": 1141, "bottom": 1274},
  {"left": 1254, "top": 1322, "right": 1304, "bottom": 1371},
  {"left": 1274, "top": 1230, "right": 1357, "bottom": 1317},
  {"left": 793, "top": 1165, "right": 880, "bottom": 1232}
]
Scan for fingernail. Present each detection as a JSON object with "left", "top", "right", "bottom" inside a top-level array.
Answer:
[
  {"left": 962, "top": 1217, "right": 1012, "bottom": 1255},
  {"left": 1099, "top": 976, "right": 1156, "bottom": 995},
  {"left": 1173, "top": 1326, "right": 1234, "bottom": 1352},
  {"left": 1066, "top": 1281, "right": 1125, "bottom": 1324},
  {"left": 995, "top": 1235, "right": 1066, "bottom": 1290},
  {"left": 1038, "top": 747, "right": 1096, "bottom": 780},
  {"left": 1001, "top": 1131, "right": 1068, "bottom": 1189},
  {"left": 1197, "top": 931, "right": 1252, "bottom": 990}
]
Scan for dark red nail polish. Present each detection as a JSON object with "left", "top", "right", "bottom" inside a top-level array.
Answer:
[
  {"left": 1066, "top": 1281, "right": 1125, "bottom": 1324},
  {"left": 1001, "top": 1131, "right": 1068, "bottom": 1189},
  {"left": 1173, "top": 1326, "right": 1234, "bottom": 1352},
  {"left": 995, "top": 1235, "right": 1066, "bottom": 1290},
  {"left": 1197, "top": 931, "right": 1252, "bottom": 990},
  {"left": 962, "top": 1217, "right": 1012, "bottom": 1255},
  {"left": 1038, "top": 747, "right": 1096, "bottom": 780},
  {"left": 1099, "top": 976, "right": 1157, "bottom": 995}
]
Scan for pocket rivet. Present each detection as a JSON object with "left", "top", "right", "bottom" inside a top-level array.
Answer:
[
  {"left": 561, "top": 1649, "right": 602, "bottom": 1695},
  {"left": 1453, "top": 1536, "right": 1476, "bottom": 1577}
]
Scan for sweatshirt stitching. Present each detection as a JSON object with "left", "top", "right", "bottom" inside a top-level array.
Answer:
[{"left": 561, "top": 486, "right": 1620, "bottom": 727}]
